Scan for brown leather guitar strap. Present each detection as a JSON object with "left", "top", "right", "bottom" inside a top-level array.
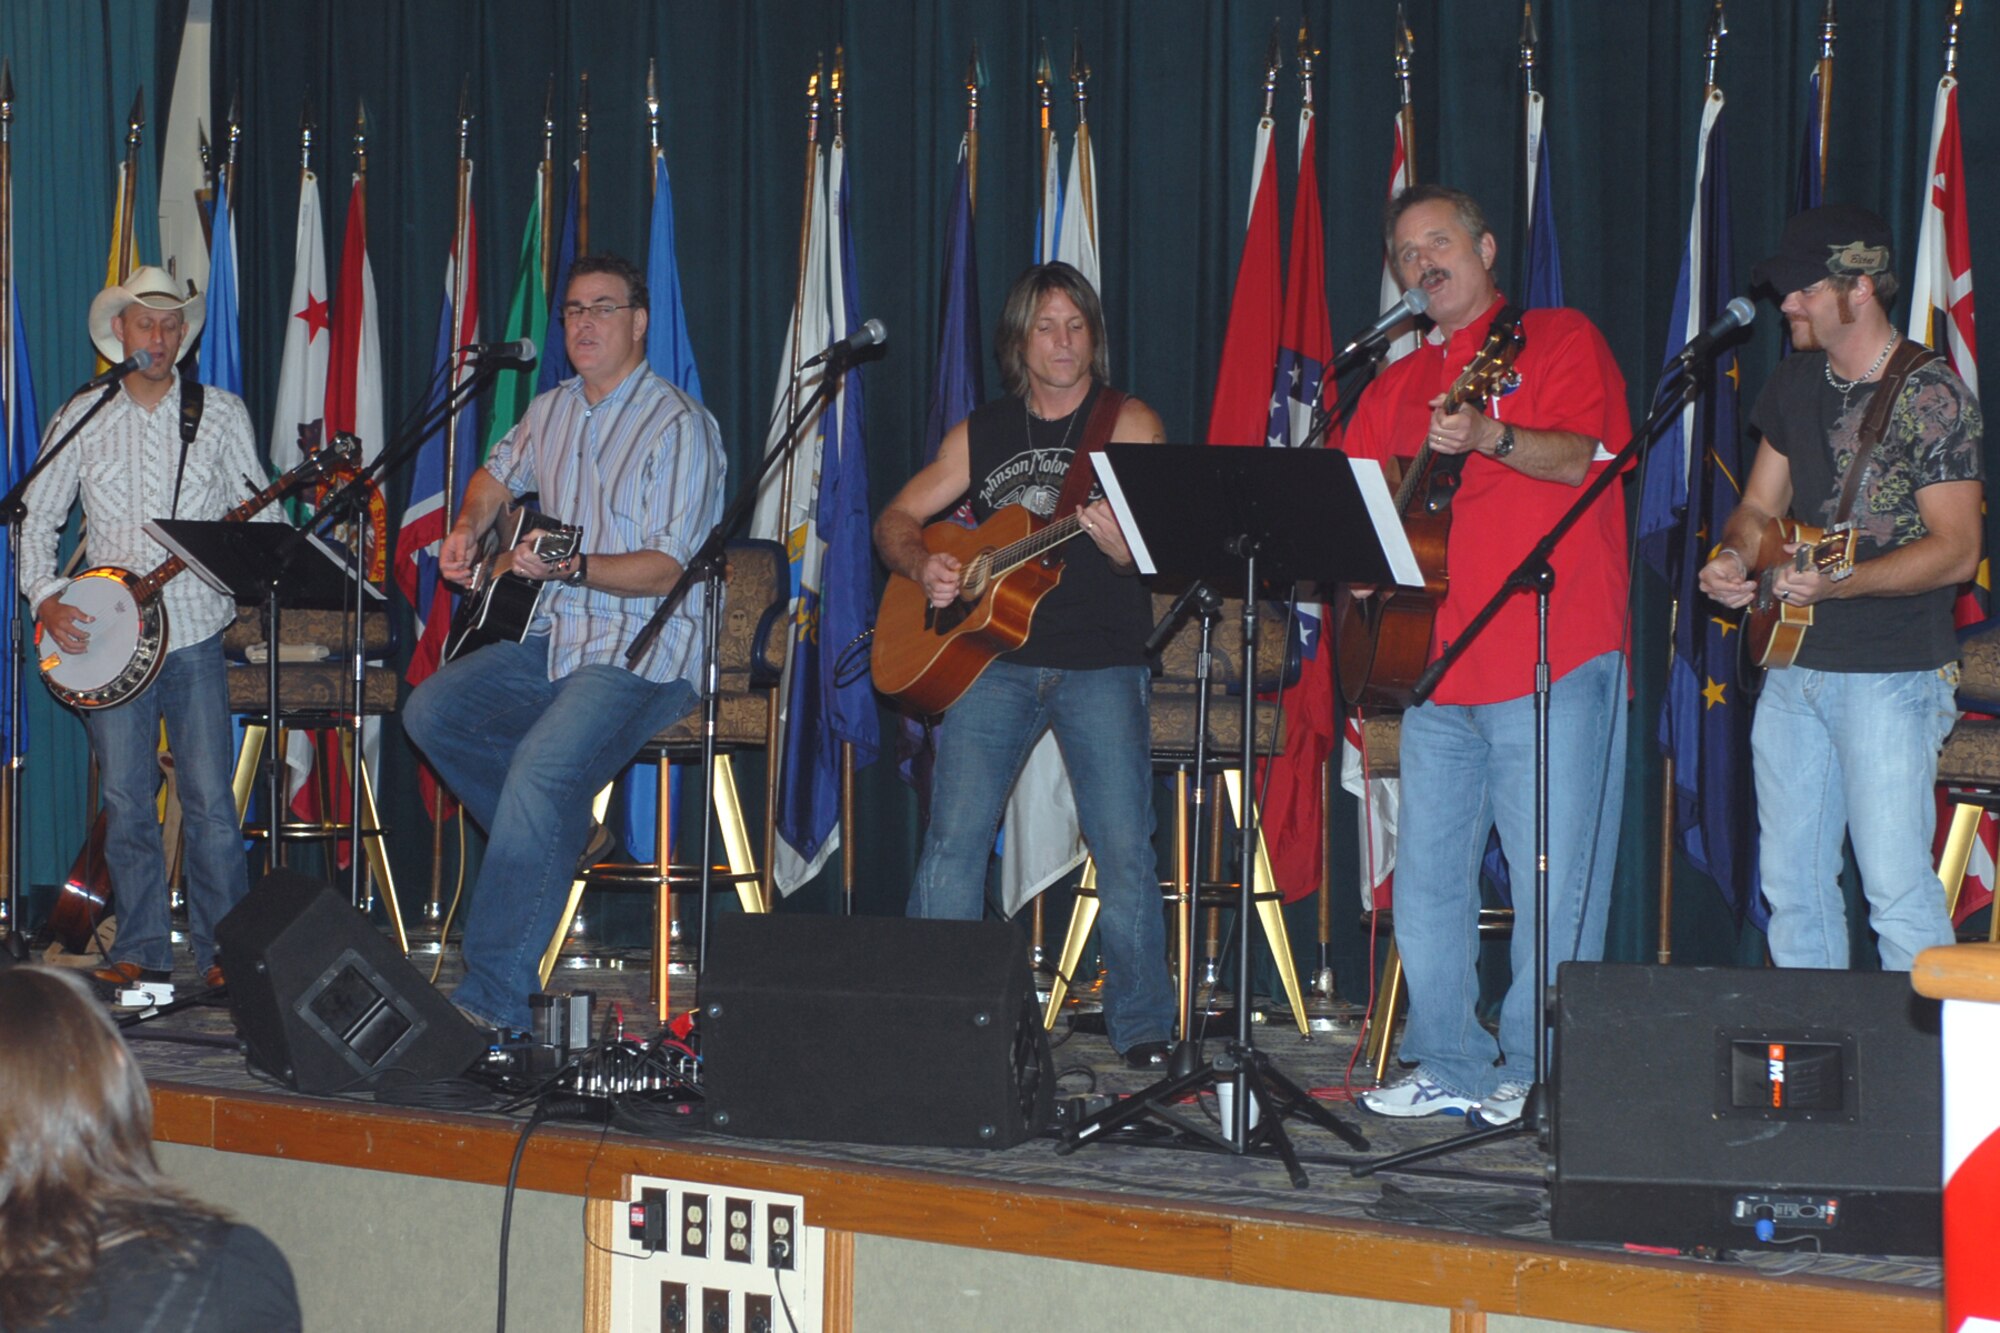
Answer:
[
  {"left": 1049, "top": 386, "right": 1130, "bottom": 526},
  {"left": 1832, "top": 340, "right": 1940, "bottom": 526}
]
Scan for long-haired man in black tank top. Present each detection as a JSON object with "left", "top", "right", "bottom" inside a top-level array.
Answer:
[{"left": 874, "top": 263, "right": 1177, "bottom": 1069}]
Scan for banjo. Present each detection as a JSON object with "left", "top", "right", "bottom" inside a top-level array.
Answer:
[{"left": 37, "top": 432, "right": 359, "bottom": 711}]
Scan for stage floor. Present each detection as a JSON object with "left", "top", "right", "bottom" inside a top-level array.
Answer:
[{"left": 109, "top": 945, "right": 1943, "bottom": 1332}]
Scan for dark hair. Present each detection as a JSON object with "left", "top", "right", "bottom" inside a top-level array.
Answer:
[
  {"left": 0, "top": 968, "right": 226, "bottom": 1327},
  {"left": 994, "top": 262, "right": 1110, "bottom": 399},
  {"left": 565, "top": 253, "right": 650, "bottom": 310},
  {"left": 1383, "top": 183, "right": 1490, "bottom": 251},
  {"left": 1828, "top": 270, "right": 1902, "bottom": 307}
]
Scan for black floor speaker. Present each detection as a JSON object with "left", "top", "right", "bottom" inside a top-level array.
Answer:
[
  {"left": 216, "top": 870, "right": 487, "bottom": 1094},
  {"left": 1551, "top": 962, "right": 1941, "bottom": 1256},
  {"left": 700, "top": 914, "right": 1054, "bottom": 1148}
]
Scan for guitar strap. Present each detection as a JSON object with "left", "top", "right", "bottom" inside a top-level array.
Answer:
[
  {"left": 1831, "top": 340, "right": 1940, "bottom": 527},
  {"left": 1048, "top": 387, "right": 1130, "bottom": 526},
  {"left": 170, "top": 376, "right": 206, "bottom": 520}
]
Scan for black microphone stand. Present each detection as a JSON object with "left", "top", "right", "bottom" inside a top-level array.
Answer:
[
  {"left": 623, "top": 351, "right": 855, "bottom": 974},
  {"left": 0, "top": 381, "right": 121, "bottom": 936},
  {"left": 1351, "top": 343, "right": 1731, "bottom": 1178}
]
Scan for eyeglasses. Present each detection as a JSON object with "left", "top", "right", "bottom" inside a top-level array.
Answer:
[{"left": 558, "top": 302, "right": 638, "bottom": 324}]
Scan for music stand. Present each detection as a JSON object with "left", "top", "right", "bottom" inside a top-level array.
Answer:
[
  {"left": 147, "top": 520, "right": 382, "bottom": 874},
  {"left": 1054, "top": 445, "right": 1418, "bottom": 1186}
]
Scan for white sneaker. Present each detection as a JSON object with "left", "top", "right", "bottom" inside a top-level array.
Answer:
[
  {"left": 1469, "top": 1080, "right": 1531, "bottom": 1127},
  {"left": 1359, "top": 1071, "right": 1477, "bottom": 1118}
]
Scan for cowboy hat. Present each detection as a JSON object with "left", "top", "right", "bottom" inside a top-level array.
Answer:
[{"left": 88, "top": 266, "right": 205, "bottom": 363}]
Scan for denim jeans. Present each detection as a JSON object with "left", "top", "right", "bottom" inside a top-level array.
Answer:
[
  {"left": 84, "top": 632, "right": 250, "bottom": 973},
  {"left": 1392, "top": 650, "right": 1627, "bottom": 1099},
  {"left": 404, "top": 637, "right": 696, "bottom": 1029},
  {"left": 1752, "top": 664, "right": 1959, "bottom": 970},
  {"left": 908, "top": 660, "right": 1174, "bottom": 1053}
]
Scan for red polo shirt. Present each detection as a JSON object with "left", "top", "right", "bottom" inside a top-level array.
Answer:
[{"left": 1340, "top": 298, "right": 1632, "bottom": 706}]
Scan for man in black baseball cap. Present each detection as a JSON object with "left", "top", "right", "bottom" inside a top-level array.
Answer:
[{"left": 1701, "top": 203, "right": 1984, "bottom": 973}]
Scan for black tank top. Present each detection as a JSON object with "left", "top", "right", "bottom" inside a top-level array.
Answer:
[{"left": 963, "top": 384, "right": 1152, "bottom": 668}]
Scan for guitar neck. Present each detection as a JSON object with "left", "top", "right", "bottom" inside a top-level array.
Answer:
[{"left": 984, "top": 512, "right": 1085, "bottom": 579}]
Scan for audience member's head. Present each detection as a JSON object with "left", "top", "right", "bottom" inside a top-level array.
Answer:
[{"left": 0, "top": 966, "right": 223, "bottom": 1328}]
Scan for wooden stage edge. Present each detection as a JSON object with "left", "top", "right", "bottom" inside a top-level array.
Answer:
[{"left": 152, "top": 1080, "right": 1939, "bottom": 1333}]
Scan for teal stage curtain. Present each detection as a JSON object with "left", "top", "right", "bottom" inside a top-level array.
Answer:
[{"left": 1, "top": 1, "right": 1993, "bottom": 988}]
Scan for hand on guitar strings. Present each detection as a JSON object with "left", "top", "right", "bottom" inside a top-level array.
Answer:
[
  {"left": 1076, "top": 499, "right": 1133, "bottom": 569},
  {"left": 918, "top": 550, "right": 964, "bottom": 608},
  {"left": 1769, "top": 547, "right": 1837, "bottom": 607},
  {"left": 510, "top": 535, "right": 579, "bottom": 583},
  {"left": 438, "top": 526, "right": 480, "bottom": 588},
  {"left": 1421, "top": 393, "right": 1502, "bottom": 457}
]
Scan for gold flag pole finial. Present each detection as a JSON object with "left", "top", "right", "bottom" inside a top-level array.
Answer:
[
  {"left": 353, "top": 98, "right": 367, "bottom": 177},
  {"left": 127, "top": 86, "right": 146, "bottom": 149},
  {"left": 1944, "top": 0, "right": 1963, "bottom": 76},
  {"left": 1261, "top": 19, "right": 1282, "bottom": 119},
  {"left": 225, "top": 86, "right": 240, "bottom": 167},
  {"left": 1520, "top": 3, "right": 1540, "bottom": 93},
  {"left": 575, "top": 71, "right": 590, "bottom": 254},
  {"left": 1070, "top": 34, "right": 1090, "bottom": 126},
  {"left": 1820, "top": 0, "right": 1838, "bottom": 61},
  {"left": 1394, "top": 4, "right": 1415, "bottom": 107},
  {"left": 298, "top": 96, "right": 314, "bottom": 173},
  {"left": 0, "top": 58, "right": 13, "bottom": 123},
  {"left": 455, "top": 76, "right": 472, "bottom": 162},
  {"left": 541, "top": 76, "right": 556, "bottom": 163},
  {"left": 577, "top": 69, "right": 591, "bottom": 157},
  {"left": 646, "top": 57, "right": 662, "bottom": 156},
  {"left": 965, "top": 39, "right": 985, "bottom": 130},
  {"left": 1705, "top": 3, "right": 1727, "bottom": 96},
  {"left": 806, "top": 58, "right": 822, "bottom": 144},
  {"left": 1036, "top": 39, "right": 1053, "bottom": 133},
  {"left": 832, "top": 44, "right": 846, "bottom": 142},
  {"left": 1297, "top": 17, "right": 1318, "bottom": 110}
]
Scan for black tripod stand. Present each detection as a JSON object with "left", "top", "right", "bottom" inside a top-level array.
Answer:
[
  {"left": 1352, "top": 329, "right": 1744, "bottom": 1177},
  {"left": 1056, "top": 443, "right": 1420, "bottom": 1185}
]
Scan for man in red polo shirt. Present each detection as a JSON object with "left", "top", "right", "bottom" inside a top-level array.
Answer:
[{"left": 1343, "top": 185, "right": 1631, "bottom": 1128}]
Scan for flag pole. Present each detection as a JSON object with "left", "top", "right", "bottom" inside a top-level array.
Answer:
[
  {"left": 223, "top": 87, "right": 241, "bottom": 219},
  {"left": 0, "top": 59, "right": 17, "bottom": 935},
  {"left": 1035, "top": 39, "right": 1053, "bottom": 256},
  {"left": 539, "top": 77, "right": 557, "bottom": 295},
  {"left": 646, "top": 57, "right": 662, "bottom": 201},
  {"left": 1814, "top": 1, "right": 1836, "bottom": 195},
  {"left": 1069, "top": 36, "right": 1094, "bottom": 247},
  {"left": 964, "top": 41, "right": 982, "bottom": 211},
  {"left": 764, "top": 62, "right": 823, "bottom": 909},
  {"left": 575, "top": 72, "right": 591, "bottom": 256},
  {"left": 829, "top": 47, "right": 861, "bottom": 915}
]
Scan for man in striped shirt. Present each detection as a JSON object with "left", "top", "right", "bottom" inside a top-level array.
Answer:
[
  {"left": 404, "top": 254, "right": 725, "bottom": 1033},
  {"left": 22, "top": 267, "right": 269, "bottom": 1000}
]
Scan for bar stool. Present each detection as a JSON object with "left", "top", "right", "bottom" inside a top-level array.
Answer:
[
  {"left": 1934, "top": 621, "right": 2000, "bottom": 937},
  {"left": 538, "top": 539, "right": 790, "bottom": 1021},
  {"left": 1042, "top": 594, "right": 1314, "bottom": 1038},
  {"left": 224, "top": 604, "right": 407, "bottom": 951}
]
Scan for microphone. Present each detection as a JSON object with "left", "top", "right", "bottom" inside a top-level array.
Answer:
[
  {"left": 802, "top": 319, "right": 888, "bottom": 369},
  {"left": 1334, "top": 288, "right": 1431, "bottom": 363},
  {"left": 459, "top": 338, "right": 538, "bottom": 363},
  {"left": 79, "top": 348, "right": 159, "bottom": 391},
  {"left": 1672, "top": 297, "right": 1757, "bottom": 365}
]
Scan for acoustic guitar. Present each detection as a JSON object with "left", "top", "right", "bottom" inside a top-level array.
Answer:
[
  {"left": 1333, "top": 307, "right": 1527, "bottom": 709},
  {"left": 870, "top": 506, "right": 1091, "bottom": 715},
  {"left": 443, "top": 504, "right": 582, "bottom": 663},
  {"left": 1742, "top": 517, "right": 1857, "bottom": 669}
]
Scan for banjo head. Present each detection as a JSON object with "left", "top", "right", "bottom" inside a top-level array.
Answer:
[{"left": 39, "top": 568, "right": 166, "bottom": 707}]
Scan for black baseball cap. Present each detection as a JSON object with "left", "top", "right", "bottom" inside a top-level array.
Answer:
[{"left": 1751, "top": 204, "right": 1895, "bottom": 298}]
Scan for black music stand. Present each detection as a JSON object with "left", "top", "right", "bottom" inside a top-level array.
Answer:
[
  {"left": 1054, "top": 445, "right": 1418, "bottom": 1186},
  {"left": 147, "top": 520, "right": 382, "bottom": 874}
]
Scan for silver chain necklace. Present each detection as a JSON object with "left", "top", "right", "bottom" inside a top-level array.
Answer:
[
  {"left": 1825, "top": 331, "right": 1900, "bottom": 411},
  {"left": 1025, "top": 397, "right": 1083, "bottom": 464}
]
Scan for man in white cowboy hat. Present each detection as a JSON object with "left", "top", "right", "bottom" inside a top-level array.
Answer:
[{"left": 19, "top": 265, "right": 273, "bottom": 1001}]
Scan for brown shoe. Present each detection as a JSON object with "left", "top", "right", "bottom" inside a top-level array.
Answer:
[
  {"left": 576, "top": 821, "right": 620, "bottom": 877},
  {"left": 91, "top": 961, "right": 173, "bottom": 1003},
  {"left": 204, "top": 963, "right": 227, "bottom": 991}
]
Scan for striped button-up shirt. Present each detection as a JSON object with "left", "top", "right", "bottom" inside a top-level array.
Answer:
[
  {"left": 20, "top": 373, "right": 275, "bottom": 653},
  {"left": 485, "top": 365, "right": 726, "bottom": 686}
]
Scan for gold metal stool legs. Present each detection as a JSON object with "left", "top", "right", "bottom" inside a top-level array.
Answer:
[{"left": 1040, "top": 860, "right": 1101, "bottom": 1028}]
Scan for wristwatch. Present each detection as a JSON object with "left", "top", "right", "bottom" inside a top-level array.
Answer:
[
  {"left": 1493, "top": 423, "right": 1517, "bottom": 459},
  {"left": 565, "top": 553, "right": 589, "bottom": 586}
]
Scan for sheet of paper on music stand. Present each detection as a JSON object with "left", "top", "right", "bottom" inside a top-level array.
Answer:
[
  {"left": 1092, "top": 445, "right": 1421, "bottom": 590},
  {"left": 145, "top": 520, "right": 384, "bottom": 610}
]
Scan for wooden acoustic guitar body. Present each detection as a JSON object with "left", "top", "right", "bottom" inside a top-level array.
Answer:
[{"left": 1334, "top": 507, "right": 1451, "bottom": 711}]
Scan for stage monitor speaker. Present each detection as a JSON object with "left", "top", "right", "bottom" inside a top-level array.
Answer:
[
  {"left": 700, "top": 913, "right": 1054, "bottom": 1149},
  {"left": 1551, "top": 962, "right": 1940, "bottom": 1256},
  {"left": 216, "top": 870, "right": 487, "bottom": 1094}
]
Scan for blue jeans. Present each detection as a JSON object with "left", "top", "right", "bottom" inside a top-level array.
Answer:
[
  {"left": 1752, "top": 664, "right": 1958, "bottom": 970},
  {"left": 1392, "top": 650, "right": 1627, "bottom": 1099},
  {"left": 403, "top": 637, "right": 696, "bottom": 1029},
  {"left": 908, "top": 661, "right": 1174, "bottom": 1053},
  {"left": 84, "top": 632, "right": 250, "bottom": 973}
]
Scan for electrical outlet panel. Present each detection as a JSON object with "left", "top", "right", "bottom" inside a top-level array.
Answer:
[{"left": 608, "top": 1176, "right": 822, "bottom": 1333}]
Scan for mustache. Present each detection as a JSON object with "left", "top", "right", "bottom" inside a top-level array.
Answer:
[{"left": 1419, "top": 266, "right": 1447, "bottom": 286}]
